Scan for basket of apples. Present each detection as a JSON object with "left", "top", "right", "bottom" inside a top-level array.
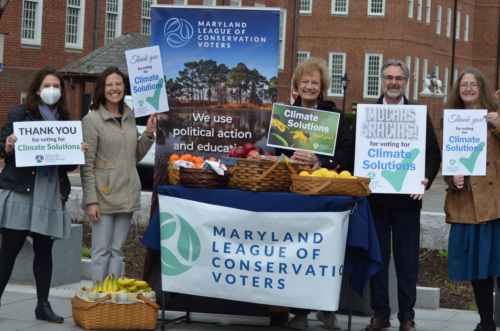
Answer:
[
  {"left": 229, "top": 143, "right": 299, "bottom": 192},
  {"left": 290, "top": 168, "right": 371, "bottom": 196}
]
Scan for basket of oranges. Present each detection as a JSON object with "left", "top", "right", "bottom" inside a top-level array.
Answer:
[
  {"left": 168, "top": 154, "right": 229, "bottom": 189},
  {"left": 167, "top": 154, "right": 207, "bottom": 185},
  {"left": 290, "top": 168, "right": 372, "bottom": 196}
]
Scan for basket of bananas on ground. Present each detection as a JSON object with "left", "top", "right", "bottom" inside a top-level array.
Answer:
[
  {"left": 71, "top": 274, "right": 159, "bottom": 330},
  {"left": 290, "top": 168, "right": 372, "bottom": 196}
]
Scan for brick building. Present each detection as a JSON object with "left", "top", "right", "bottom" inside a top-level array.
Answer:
[{"left": 0, "top": 0, "right": 498, "bottom": 140}]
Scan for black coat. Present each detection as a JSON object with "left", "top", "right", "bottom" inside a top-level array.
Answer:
[
  {"left": 366, "top": 95, "right": 442, "bottom": 210},
  {"left": 276, "top": 95, "right": 355, "bottom": 172},
  {"left": 0, "top": 106, "right": 77, "bottom": 202}
]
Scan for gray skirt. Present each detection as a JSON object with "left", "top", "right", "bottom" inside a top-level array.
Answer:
[{"left": 0, "top": 166, "right": 71, "bottom": 240}]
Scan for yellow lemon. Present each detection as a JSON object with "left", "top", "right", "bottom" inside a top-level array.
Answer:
[
  {"left": 319, "top": 168, "right": 329, "bottom": 173},
  {"left": 324, "top": 171, "right": 338, "bottom": 178},
  {"left": 351, "top": 176, "right": 358, "bottom": 179},
  {"left": 311, "top": 170, "right": 324, "bottom": 177},
  {"left": 339, "top": 170, "right": 352, "bottom": 178},
  {"left": 299, "top": 171, "right": 310, "bottom": 176}
]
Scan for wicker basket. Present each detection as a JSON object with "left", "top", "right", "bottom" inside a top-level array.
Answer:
[
  {"left": 226, "top": 165, "right": 238, "bottom": 189},
  {"left": 290, "top": 174, "right": 372, "bottom": 196},
  {"left": 180, "top": 167, "right": 229, "bottom": 189},
  {"left": 167, "top": 162, "right": 181, "bottom": 185},
  {"left": 71, "top": 293, "right": 160, "bottom": 330},
  {"left": 234, "top": 159, "right": 299, "bottom": 192}
]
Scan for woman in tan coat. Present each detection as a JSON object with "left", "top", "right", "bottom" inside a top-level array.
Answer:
[
  {"left": 444, "top": 68, "right": 500, "bottom": 331},
  {"left": 81, "top": 66, "right": 156, "bottom": 284}
]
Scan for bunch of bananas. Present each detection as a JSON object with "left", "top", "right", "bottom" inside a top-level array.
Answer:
[{"left": 88, "top": 274, "right": 152, "bottom": 294}]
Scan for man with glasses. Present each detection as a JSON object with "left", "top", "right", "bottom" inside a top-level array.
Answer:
[{"left": 363, "top": 60, "right": 441, "bottom": 331}]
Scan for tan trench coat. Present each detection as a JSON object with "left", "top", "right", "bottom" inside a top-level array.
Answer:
[
  {"left": 444, "top": 110, "right": 500, "bottom": 224},
  {"left": 81, "top": 105, "right": 154, "bottom": 214}
]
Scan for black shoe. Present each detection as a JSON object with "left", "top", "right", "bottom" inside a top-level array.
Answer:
[
  {"left": 473, "top": 322, "right": 496, "bottom": 331},
  {"left": 35, "top": 301, "right": 64, "bottom": 323}
]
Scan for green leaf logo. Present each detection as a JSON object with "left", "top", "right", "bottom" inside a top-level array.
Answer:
[{"left": 160, "top": 212, "right": 201, "bottom": 276}]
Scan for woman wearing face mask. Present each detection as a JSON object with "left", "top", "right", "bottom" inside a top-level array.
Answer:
[
  {"left": 81, "top": 66, "right": 156, "bottom": 285},
  {"left": 0, "top": 66, "right": 88, "bottom": 323}
]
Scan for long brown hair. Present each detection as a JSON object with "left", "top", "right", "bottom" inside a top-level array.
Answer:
[
  {"left": 23, "top": 66, "right": 70, "bottom": 120},
  {"left": 447, "top": 67, "right": 499, "bottom": 111},
  {"left": 90, "top": 66, "right": 126, "bottom": 114}
]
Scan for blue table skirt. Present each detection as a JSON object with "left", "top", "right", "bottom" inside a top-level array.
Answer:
[{"left": 142, "top": 186, "right": 381, "bottom": 296}]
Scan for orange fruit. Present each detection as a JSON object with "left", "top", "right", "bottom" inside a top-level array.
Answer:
[
  {"left": 169, "top": 154, "right": 180, "bottom": 162},
  {"left": 208, "top": 157, "right": 217, "bottom": 161},
  {"left": 192, "top": 156, "right": 204, "bottom": 164},
  {"left": 180, "top": 154, "right": 193, "bottom": 162},
  {"left": 194, "top": 162, "right": 203, "bottom": 168}
]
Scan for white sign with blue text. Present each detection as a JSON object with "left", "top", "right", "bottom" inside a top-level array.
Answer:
[
  {"left": 125, "top": 45, "right": 169, "bottom": 118},
  {"left": 354, "top": 104, "right": 427, "bottom": 194},
  {"left": 158, "top": 195, "right": 349, "bottom": 311},
  {"left": 442, "top": 108, "right": 487, "bottom": 176},
  {"left": 13, "top": 121, "right": 84, "bottom": 167}
]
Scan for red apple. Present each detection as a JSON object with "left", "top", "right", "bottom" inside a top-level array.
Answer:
[
  {"left": 254, "top": 146, "right": 264, "bottom": 154},
  {"left": 264, "top": 151, "right": 274, "bottom": 156},
  {"left": 247, "top": 150, "right": 259, "bottom": 158},
  {"left": 242, "top": 142, "right": 255, "bottom": 153},
  {"left": 230, "top": 146, "right": 246, "bottom": 158}
]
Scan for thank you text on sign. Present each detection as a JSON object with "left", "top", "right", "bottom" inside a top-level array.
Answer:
[{"left": 13, "top": 121, "right": 84, "bottom": 167}]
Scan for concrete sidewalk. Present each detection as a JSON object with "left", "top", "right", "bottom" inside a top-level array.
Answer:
[{"left": 1, "top": 280, "right": 485, "bottom": 331}]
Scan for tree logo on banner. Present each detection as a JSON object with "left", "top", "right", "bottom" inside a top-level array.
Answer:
[
  {"left": 164, "top": 18, "right": 194, "bottom": 48},
  {"left": 160, "top": 212, "right": 201, "bottom": 276}
]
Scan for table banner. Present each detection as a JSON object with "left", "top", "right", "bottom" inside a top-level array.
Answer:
[
  {"left": 159, "top": 195, "right": 349, "bottom": 311},
  {"left": 354, "top": 104, "right": 427, "bottom": 194},
  {"left": 442, "top": 108, "right": 487, "bottom": 176}
]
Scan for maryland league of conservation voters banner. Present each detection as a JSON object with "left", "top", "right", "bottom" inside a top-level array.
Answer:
[
  {"left": 442, "top": 109, "right": 487, "bottom": 176},
  {"left": 125, "top": 45, "right": 169, "bottom": 117},
  {"left": 354, "top": 104, "right": 427, "bottom": 194},
  {"left": 151, "top": 6, "right": 280, "bottom": 160},
  {"left": 267, "top": 104, "right": 340, "bottom": 156},
  {"left": 13, "top": 121, "right": 84, "bottom": 167},
  {"left": 158, "top": 195, "right": 349, "bottom": 311}
]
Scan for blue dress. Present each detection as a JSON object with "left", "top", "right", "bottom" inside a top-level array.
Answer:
[{"left": 448, "top": 219, "right": 500, "bottom": 280}]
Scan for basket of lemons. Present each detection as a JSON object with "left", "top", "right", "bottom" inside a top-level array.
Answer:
[{"left": 290, "top": 168, "right": 371, "bottom": 196}]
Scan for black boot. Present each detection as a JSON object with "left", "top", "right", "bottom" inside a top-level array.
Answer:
[
  {"left": 473, "top": 322, "right": 497, "bottom": 331},
  {"left": 35, "top": 301, "right": 64, "bottom": 323}
]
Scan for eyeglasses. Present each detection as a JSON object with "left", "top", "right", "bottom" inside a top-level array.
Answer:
[
  {"left": 383, "top": 76, "right": 406, "bottom": 82},
  {"left": 459, "top": 83, "right": 479, "bottom": 89}
]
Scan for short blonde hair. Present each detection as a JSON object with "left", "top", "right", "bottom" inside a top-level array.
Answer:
[{"left": 292, "top": 57, "right": 330, "bottom": 96}]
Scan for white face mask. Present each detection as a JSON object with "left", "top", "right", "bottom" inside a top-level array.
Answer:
[{"left": 40, "top": 86, "right": 61, "bottom": 106}]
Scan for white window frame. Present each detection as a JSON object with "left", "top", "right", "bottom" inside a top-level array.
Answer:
[
  {"left": 105, "top": 0, "right": 123, "bottom": 44},
  {"left": 368, "top": 0, "right": 385, "bottom": 17},
  {"left": 22, "top": 0, "right": 43, "bottom": 46},
  {"left": 417, "top": 0, "right": 422, "bottom": 21},
  {"left": 174, "top": 0, "right": 187, "bottom": 5},
  {"left": 300, "top": 0, "right": 312, "bottom": 14},
  {"left": 422, "top": 58, "right": 428, "bottom": 86},
  {"left": 203, "top": 0, "right": 216, "bottom": 5},
  {"left": 297, "top": 51, "right": 310, "bottom": 64},
  {"left": 278, "top": 9, "right": 286, "bottom": 70},
  {"left": 408, "top": 0, "right": 414, "bottom": 19},
  {"left": 141, "top": 0, "right": 156, "bottom": 36},
  {"left": 328, "top": 52, "right": 346, "bottom": 97},
  {"left": 331, "top": 0, "right": 349, "bottom": 15},
  {"left": 455, "top": 11, "right": 461, "bottom": 40},
  {"left": 425, "top": 0, "right": 431, "bottom": 24},
  {"left": 363, "top": 53, "right": 382, "bottom": 99},
  {"left": 443, "top": 67, "right": 449, "bottom": 103},
  {"left": 436, "top": 5, "right": 442, "bottom": 35},
  {"left": 405, "top": 56, "right": 411, "bottom": 99},
  {"left": 446, "top": 8, "right": 452, "bottom": 38},
  {"left": 20, "top": 92, "right": 28, "bottom": 105},
  {"left": 65, "top": 0, "right": 85, "bottom": 49},
  {"left": 413, "top": 57, "right": 419, "bottom": 101},
  {"left": 464, "top": 14, "right": 469, "bottom": 42},
  {"left": 453, "top": 68, "right": 458, "bottom": 88},
  {"left": 254, "top": 2, "right": 265, "bottom": 7},
  {"left": 230, "top": 0, "right": 241, "bottom": 6}
]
